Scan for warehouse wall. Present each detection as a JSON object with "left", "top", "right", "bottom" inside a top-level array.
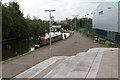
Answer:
[
  {"left": 118, "top": 2, "right": 120, "bottom": 34},
  {"left": 93, "top": 2, "right": 118, "bottom": 32},
  {"left": 93, "top": 2, "right": 120, "bottom": 43}
]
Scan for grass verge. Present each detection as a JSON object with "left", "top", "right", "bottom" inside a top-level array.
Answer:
[
  {"left": 79, "top": 28, "right": 119, "bottom": 48},
  {"left": 2, "top": 31, "right": 72, "bottom": 64}
]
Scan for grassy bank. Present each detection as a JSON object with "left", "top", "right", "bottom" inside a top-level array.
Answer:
[
  {"left": 2, "top": 31, "right": 72, "bottom": 64},
  {"left": 79, "top": 28, "right": 120, "bottom": 48}
]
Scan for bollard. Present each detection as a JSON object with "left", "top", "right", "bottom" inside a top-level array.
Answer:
[{"left": 95, "top": 37, "right": 98, "bottom": 43}]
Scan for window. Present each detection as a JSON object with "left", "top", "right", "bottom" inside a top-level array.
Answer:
[
  {"left": 99, "top": 11, "right": 103, "bottom": 15},
  {"left": 108, "top": 7, "right": 112, "bottom": 9}
]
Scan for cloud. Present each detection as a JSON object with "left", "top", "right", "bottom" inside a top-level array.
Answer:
[{"left": 2, "top": 0, "right": 104, "bottom": 20}]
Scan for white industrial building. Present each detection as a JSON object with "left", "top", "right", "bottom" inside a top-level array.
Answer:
[{"left": 93, "top": 2, "right": 120, "bottom": 43}]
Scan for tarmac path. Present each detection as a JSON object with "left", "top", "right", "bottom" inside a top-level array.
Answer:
[{"left": 2, "top": 32, "right": 101, "bottom": 78}]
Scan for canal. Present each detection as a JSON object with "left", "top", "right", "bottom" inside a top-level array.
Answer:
[{"left": 2, "top": 32, "right": 70, "bottom": 61}]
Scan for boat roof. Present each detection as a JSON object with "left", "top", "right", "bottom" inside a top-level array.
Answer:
[
  {"left": 44, "top": 33, "right": 62, "bottom": 39},
  {"left": 51, "top": 25, "right": 61, "bottom": 29}
]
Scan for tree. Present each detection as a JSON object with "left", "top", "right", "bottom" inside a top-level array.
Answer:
[
  {"left": 53, "top": 22, "right": 58, "bottom": 25},
  {"left": 2, "top": 1, "right": 49, "bottom": 40}
]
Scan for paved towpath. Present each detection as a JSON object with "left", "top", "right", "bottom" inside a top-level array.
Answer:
[{"left": 2, "top": 32, "right": 101, "bottom": 78}]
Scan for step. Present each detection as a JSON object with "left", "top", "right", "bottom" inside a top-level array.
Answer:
[
  {"left": 44, "top": 48, "right": 118, "bottom": 78},
  {"left": 34, "top": 58, "right": 64, "bottom": 78},
  {"left": 43, "top": 51, "right": 99, "bottom": 78},
  {"left": 13, "top": 57, "right": 66, "bottom": 78}
]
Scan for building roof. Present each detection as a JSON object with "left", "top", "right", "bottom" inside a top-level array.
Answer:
[{"left": 60, "top": 20, "right": 67, "bottom": 23}]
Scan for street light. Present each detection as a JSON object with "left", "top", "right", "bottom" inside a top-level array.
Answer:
[
  {"left": 85, "top": 15, "right": 87, "bottom": 24},
  {"left": 82, "top": 16, "right": 84, "bottom": 28},
  {"left": 90, "top": 13, "right": 93, "bottom": 24},
  {"left": 71, "top": 19, "right": 72, "bottom": 31},
  {"left": 91, "top": 12, "right": 93, "bottom": 18},
  {"left": 44, "top": 9, "right": 56, "bottom": 57},
  {"left": 87, "top": 14, "right": 89, "bottom": 24},
  {"left": 72, "top": 15, "right": 79, "bottom": 31}
]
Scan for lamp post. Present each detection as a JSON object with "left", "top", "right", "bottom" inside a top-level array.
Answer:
[
  {"left": 91, "top": 12, "right": 93, "bottom": 18},
  {"left": 84, "top": 15, "right": 86, "bottom": 24},
  {"left": 91, "top": 12, "right": 93, "bottom": 24},
  {"left": 72, "top": 15, "right": 79, "bottom": 31},
  {"left": 82, "top": 16, "right": 84, "bottom": 28},
  {"left": 45, "top": 9, "right": 56, "bottom": 57},
  {"left": 71, "top": 19, "right": 72, "bottom": 31},
  {"left": 87, "top": 14, "right": 89, "bottom": 24}
]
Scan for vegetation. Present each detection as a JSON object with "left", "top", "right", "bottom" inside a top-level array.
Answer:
[
  {"left": 79, "top": 28, "right": 88, "bottom": 34},
  {"left": 2, "top": 1, "right": 49, "bottom": 40},
  {"left": 56, "top": 18, "right": 92, "bottom": 31},
  {"left": 79, "top": 28, "right": 120, "bottom": 48}
]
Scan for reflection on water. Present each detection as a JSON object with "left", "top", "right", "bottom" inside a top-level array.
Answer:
[
  {"left": 30, "top": 48, "right": 34, "bottom": 52},
  {"left": 2, "top": 38, "right": 35, "bottom": 61},
  {"left": 2, "top": 32, "right": 70, "bottom": 61}
]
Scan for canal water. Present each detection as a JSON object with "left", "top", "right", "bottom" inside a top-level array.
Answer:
[{"left": 2, "top": 32, "right": 70, "bottom": 61}]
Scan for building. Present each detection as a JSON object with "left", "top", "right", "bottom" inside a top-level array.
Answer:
[
  {"left": 33, "top": 16, "right": 36, "bottom": 20},
  {"left": 56, "top": 20, "right": 59, "bottom": 23},
  {"left": 60, "top": 20, "right": 68, "bottom": 24},
  {"left": 93, "top": 2, "right": 120, "bottom": 43}
]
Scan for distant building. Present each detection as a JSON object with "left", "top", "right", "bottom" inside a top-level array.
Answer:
[
  {"left": 26, "top": 14, "right": 30, "bottom": 19},
  {"left": 56, "top": 20, "right": 59, "bottom": 23},
  {"left": 93, "top": 2, "right": 120, "bottom": 43},
  {"left": 33, "top": 16, "right": 36, "bottom": 20},
  {"left": 60, "top": 20, "right": 68, "bottom": 24},
  {"left": 33, "top": 16, "right": 40, "bottom": 20}
]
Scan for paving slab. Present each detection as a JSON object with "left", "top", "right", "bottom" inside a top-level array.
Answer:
[
  {"left": 96, "top": 49, "right": 118, "bottom": 78},
  {"left": 13, "top": 57, "right": 66, "bottom": 78},
  {"left": 34, "top": 58, "right": 65, "bottom": 78}
]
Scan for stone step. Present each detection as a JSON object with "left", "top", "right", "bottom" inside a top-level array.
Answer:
[
  {"left": 34, "top": 58, "right": 64, "bottom": 78},
  {"left": 13, "top": 57, "right": 66, "bottom": 78},
  {"left": 43, "top": 51, "right": 99, "bottom": 78},
  {"left": 43, "top": 48, "right": 117, "bottom": 78}
]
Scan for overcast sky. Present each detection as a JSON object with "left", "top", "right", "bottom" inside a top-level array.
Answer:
[{"left": 2, "top": 0, "right": 119, "bottom": 21}]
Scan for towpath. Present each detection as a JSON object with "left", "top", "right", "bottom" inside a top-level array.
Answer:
[{"left": 2, "top": 32, "right": 101, "bottom": 78}]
